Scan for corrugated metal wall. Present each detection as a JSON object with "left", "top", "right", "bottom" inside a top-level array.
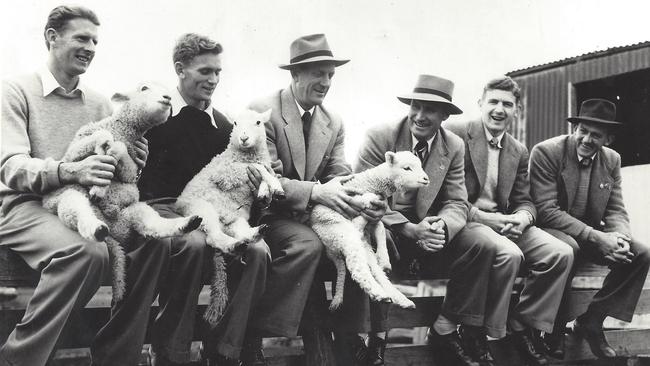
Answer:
[{"left": 510, "top": 46, "right": 650, "bottom": 149}]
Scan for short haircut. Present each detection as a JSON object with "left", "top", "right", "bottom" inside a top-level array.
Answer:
[
  {"left": 482, "top": 76, "right": 522, "bottom": 104},
  {"left": 44, "top": 5, "right": 100, "bottom": 50},
  {"left": 173, "top": 33, "right": 223, "bottom": 64}
]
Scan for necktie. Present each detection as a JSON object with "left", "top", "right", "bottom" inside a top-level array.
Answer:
[
  {"left": 414, "top": 140, "right": 428, "bottom": 163},
  {"left": 302, "top": 111, "right": 312, "bottom": 148},
  {"left": 579, "top": 157, "right": 592, "bottom": 168},
  {"left": 489, "top": 137, "right": 501, "bottom": 149}
]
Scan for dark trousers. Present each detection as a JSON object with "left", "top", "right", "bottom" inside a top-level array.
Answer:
[
  {"left": 0, "top": 199, "right": 109, "bottom": 366},
  {"left": 91, "top": 202, "right": 206, "bottom": 365},
  {"left": 544, "top": 228, "right": 650, "bottom": 324}
]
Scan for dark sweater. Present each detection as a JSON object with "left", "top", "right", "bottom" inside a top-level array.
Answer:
[{"left": 138, "top": 105, "right": 232, "bottom": 200}]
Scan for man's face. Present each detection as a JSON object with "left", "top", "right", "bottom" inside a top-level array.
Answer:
[
  {"left": 177, "top": 53, "right": 222, "bottom": 106},
  {"left": 574, "top": 122, "right": 614, "bottom": 158},
  {"left": 407, "top": 100, "right": 449, "bottom": 141},
  {"left": 291, "top": 62, "right": 336, "bottom": 109},
  {"left": 479, "top": 89, "right": 518, "bottom": 136},
  {"left": 49, "top": 18, "right": 98, "bottom": 77}
]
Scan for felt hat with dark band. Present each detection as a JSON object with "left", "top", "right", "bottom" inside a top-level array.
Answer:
[
  {"left": 279, "top": 33, "right": 349, "bottom": 70},
  {"left": 397, "top": 74, "right": 463, "bottom": 115},
  {"left": 567, "top": 98, "right": 623, "bottom": 126}
]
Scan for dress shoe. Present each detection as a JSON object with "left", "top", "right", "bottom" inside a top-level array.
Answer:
[
  {"left": 240, "top": 336, "right": 268, "bottom": 366},
  {"left": 333, "top": 332, "right": 368, "bottom": 366},
  {"left": 574, "top": 319, "right": 617, "bottom": 358},
  {"left": 427, "top": 329, "right": 479, "bottom": 366},
  {"left": 541, "top": 328, "right": 566, "bottom": 359},
  {"left": 367, "top": 335, "right": 386, "bottom": 366},
  {"left": 511, "top": 328, "right": 549, "bottom": 366},
  {"left": 149, "top": 347, "right": 188, "bottom": 366},
  {"left": 458, "top": 325, "right": 495, "bottom": 366}
]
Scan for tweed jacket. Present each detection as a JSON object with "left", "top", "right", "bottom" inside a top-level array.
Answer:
[
  {"left": 529, "top": 134, "right": 630, "bottom": 240},
  {"left": 444, "top": 119, "right": 536, "bottom": 221},
  {"left": 354, "top": 117, "right": 469, "bottom": 242},
  {"left": 248, "top": 86, "right": 351, "bottom": 216}
]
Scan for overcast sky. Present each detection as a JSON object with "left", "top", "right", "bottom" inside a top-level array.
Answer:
[{"left": 2, "top": 0, "right": 649, "bottom": 158}]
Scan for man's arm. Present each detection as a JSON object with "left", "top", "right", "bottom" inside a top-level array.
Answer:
[
  {"left": 602, "top": 154, "right": 631, "bottom": 235},
  {"left": 434, "top": 135, "right": 469, "bottom": 242}
]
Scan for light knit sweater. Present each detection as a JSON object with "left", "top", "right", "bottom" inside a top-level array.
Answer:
[{"left": 1, "top": 72, "right": 112, "bottom": 209}]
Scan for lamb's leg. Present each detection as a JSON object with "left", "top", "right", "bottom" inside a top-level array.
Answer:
[
  {"left": 122, "top": 202, "right": 202, "bottom": 239},
  {"left": 175, "top": 199, "right": 239, "bottom": 252},
  {"left": 257, "top": 181, "right": 272, "bottom": 208},
  {"left": 104, "top": 236, "right": 127, "bottom": 303},
  {"left": 350, "top": 216, "right": 368, "bottom": 234},
  {"left": 364, "top": 243, "right": 414, "bottom": 309},
  {"left": 251, "top": 163, "right": 285, "bottom": 200},
  {"left": 370, "top": 222, "right": 391, "bottom": 273},
  {"left": 62, "top": 128, "right": 113, "bottom": 162},
  {"left": 329, "top": 253, "right": 348, "bottom": 311},
  {"left": 224, "top": 217, "right": 267, "bottom": 250},
  {"left": 52, "top": 187, "right": 109, "bottom": 242}
]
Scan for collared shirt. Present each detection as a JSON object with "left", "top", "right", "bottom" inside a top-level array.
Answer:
[
  {"left": 483, "top": 125, "right": 505, "bottom": 149},
  {"left": 39, "top": 66, "right": 86, "bottom": 99},
  {"left": 294, "top": 98, "right": 315, "bottom": 118},
  {"left": 411, "top": 133, "right": 436, "bottom": 155},
  {"left": 170, "top": 86, "right": 217, "bottom": 128},
  {"left": 577, "top": 150, "right": 597, "bottom": 164}
]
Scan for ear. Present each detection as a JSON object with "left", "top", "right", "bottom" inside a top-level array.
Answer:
[
  {"left": 111, "top": 92, "right": 130, "bottom": 102},
  {"left": 442, "top": 112, "right": 450, "bottom": 122},
  {"left": 45, "top": 28, "right": 57, "bottom": 48},
  {"left": 174, "top": 61, "right": 185, "bottom": 78},
  {"left": 261, "top": 108, "right": 272, "bottom": 122},
  {"left": 385, "top": 151, "right": 396, "bottom": 165},
  {"left": 605, "top": 134, "right": 615, "bottom": 146}
]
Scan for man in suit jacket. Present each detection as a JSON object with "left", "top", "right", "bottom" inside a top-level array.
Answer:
[
  {"left": 444, "top": 76, "right": 573, "bottom": 365},
  {"left": 248, "top": 34, "right": 387, "bottom": 365},
  {"left": 356, "top": 74, "right": 522, "bottom": 366},
  {"left": 530, "top": 98, "right": 650, "bottom": 359}
]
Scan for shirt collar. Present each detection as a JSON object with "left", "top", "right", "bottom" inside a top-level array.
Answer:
[
  {"left": 170, "top": 86, "right": 217, "bottom": 128},
  {"left": 39, "top": 66, "right": 86, "bottom": 98},
  {"left": 577, "top": 150, "right": 597, "bottom": 163},
  {"left": 483, "top": 125, "right": 505, "bottom": 148},
  {"left": 411, "top": 133, "right": 436, "bottom": 153},
  {"left": 294, "top": 98, "right": 315, "bottom": 117}
]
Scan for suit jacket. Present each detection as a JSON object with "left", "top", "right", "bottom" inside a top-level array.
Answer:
[
  {"left": 444, "top": 119, "right": 536, "bottom": 221},
  {"left": 529, "top": 134, "right": 630, "bottom": 240},
  {"left": 249, "top": 86, "right": 351, "bottom": 216},
  {"left": 354, "top": 117, "right": 468, "bottom": 241}
]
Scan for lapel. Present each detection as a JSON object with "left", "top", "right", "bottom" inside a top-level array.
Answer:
[
  {"left": 496, "top": 134, "right": 519, "bottom": 208},
  {"left": 467, "top": 120, "right": 488, "bottom": 189},
  {"left": 416, "top": 129, "right": 451, "bottom": 218},
  {"left": 560, "top": 136, "right": 580, "bottom": 210},
  {"left": 305, "top": 106, "right": 333, "bottom": 181},
  {"left": 280, "top": 87, "right": 306, "bottom": 180},
  {"left": 394, "top": 117, "right": 412, "bottom": 153},
  {"left": 587, "top": 152, "right": 614, "bottom": 221}
]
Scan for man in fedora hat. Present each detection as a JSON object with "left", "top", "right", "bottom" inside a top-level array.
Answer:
[
  {"left": 444, "top": 76, "right": 574, "bottom": 366},
  {"left": 530, "top": 98, "right": 650, "bottom": 359},
  {"left": 356, "top": 74, "right": 524, "bottom": 366},
  {"left": 247, "top": 33, "right": 387, "bottom": 365}
]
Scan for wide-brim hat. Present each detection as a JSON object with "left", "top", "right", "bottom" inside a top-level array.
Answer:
[
  {"left": 279, "top": 33, "right": 349, "bottom": 70},
  {"left": 397, "top": 74, "right": 463, "bottom": 115},
  {"left": 567, "top": 98, "right": 623, "bottom": 126}
]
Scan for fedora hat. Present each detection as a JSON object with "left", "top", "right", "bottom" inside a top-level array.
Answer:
[
  {"left": 397, "top": 74, "right": 463, "bottom": 115},
  {"left": 567, "top": 98, "right": 622, "bottom": 126},
  {"left": 279, "top": 33, "right": 349, "bottom": 70}
]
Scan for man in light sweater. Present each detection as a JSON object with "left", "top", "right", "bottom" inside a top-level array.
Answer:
[{"left": 0, "top": 6, "right": 118, "bottom": 366}]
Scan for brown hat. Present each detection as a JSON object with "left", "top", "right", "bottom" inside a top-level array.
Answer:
[
  {"left": 567, "top": 99, "right": 622, "bottom": 126},
  {"left": 397, "top": 74, "right": 463, "bottom": 115},
  {"left": 279, "top": 33, "right": 349, "bottom": 70}
]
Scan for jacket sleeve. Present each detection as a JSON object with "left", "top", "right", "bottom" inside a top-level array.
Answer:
[
  {"left": 508, "top": 147, "right": 537, "bottom": 220},
  {"left": 602, "top": 154, "right": 631, "bottom": 235},
  {"left": 1, "top": 79, "right": 63, "bottom": 195},
  {"left": 435, "top": 138, "right": 469, "bottom": 241}
]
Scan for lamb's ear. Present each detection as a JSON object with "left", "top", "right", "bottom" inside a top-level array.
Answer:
[
  {"left": 111, "top": 93, "right": 130, "bottom": 102},
  {"left": 385, "top": 151, "right": 396, "bottom": 165},
  {"left": 260, "top": 108, "right": 272, "bottom": 122}
]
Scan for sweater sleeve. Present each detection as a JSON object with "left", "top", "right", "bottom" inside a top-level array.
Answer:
[{"left": 1, "top": 79, "right": 62, "bottom": 195}]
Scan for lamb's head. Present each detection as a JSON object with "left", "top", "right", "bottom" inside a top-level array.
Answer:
[
  {"left": 229, "top": 109, "right": 272, "bottom": 151},
  {"left": 111, "top": 82, "right": 172, "bottom": 132},
  {"left": 384, "top": 151, "right": 429, "bottom": 190}
]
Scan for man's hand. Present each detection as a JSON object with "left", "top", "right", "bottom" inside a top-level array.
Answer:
[
  {"left": 500, "top": 211, "right": 532, "bottom": 241},
  {"left": 310, "top": 175, "right": 362, "bottom": 219},
  {"left": 59, "top": 155, "right": 117, "bottom": 187},
  {"left": 246, "top": 164, "right": 277, "bottom": 192},
  {"left": 400, "top": 216, "right": 447, "bottom": 253},
  {"left": 590, "top": 230, "right": 634, "bottom": 264},
  {"left": 359, "top": 196, "right": 388, "bottom": 223},
  {"left": 474, "top": 211, "right": 524, "bottom": 239},
  {"left": 133, "top": 137, "right": 149, "bottom": 170}
]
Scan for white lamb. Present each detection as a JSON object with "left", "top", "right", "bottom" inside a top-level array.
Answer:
[
  {"left": 43, "top": 82, "right": 202, "bottom": 302},
  {"left": 310, "top": 151, "right": 430, "bottom": 311},
  {"left": 175, "top": 108, "right": 285, "bottom": 325}
]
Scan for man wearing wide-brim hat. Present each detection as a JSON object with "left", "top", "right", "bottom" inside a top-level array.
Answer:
[
  {"left": 530, "top": 98, "right": 650, "bottom": 359},
  {"left": 356, "top": 74, "right": 522, "bottom": 366},
  {"left": 247, "top": 33, "right": 388, "bottom": 365}
]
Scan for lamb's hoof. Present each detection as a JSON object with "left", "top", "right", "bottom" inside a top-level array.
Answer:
[
  {"left": 272, "top": 191, "right": 286, "bottom": 201},
  {"left": 328, "top": 301, "right": 342, "bottom": 312},
  {"left": 182, "top": 216, "right": 202, "bottom": 233},
  {"left": 257, "top": 224, "right": 270, "bottom": 236},
  {"left": 233, "top": 240, "right": 249, "bottom": 254},
  {"left": 94, "top": 224, "right": 109, "bottom": 242}
]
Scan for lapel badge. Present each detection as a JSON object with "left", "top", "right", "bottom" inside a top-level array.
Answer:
[
  {"left": 439, "top": 165, "right": 445, "bottom": 170},
  {"left": 599, "top": 183, "right": 611, "bottom": 190}
]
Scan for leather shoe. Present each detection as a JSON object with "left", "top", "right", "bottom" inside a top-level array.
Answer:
[
  {"left": 427, "top": 329, "right": 479, "bottom": 366},
  {"left": 541, "top": 328, "right": 566, "bottom": 359},
  {"left": 367, "top": 335, "right": 386, "bottom": 366},
  {"left": 149, "top": 347, "right": 188, "bottom": 366},
  {"left": 333, "top": 332, "right": 368, "bottom": 366},
  {"left": 574, "top": 319, "right": 617, "bottom": 358},
  {"left": 240, "top": 336, "right": 268, "bottom": 366},
  {"left": 458, "top": 325, "right": 495, "bottom": 366},
  {"left": 511, "top": 328, "right": 549, "bottom": 366}
]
